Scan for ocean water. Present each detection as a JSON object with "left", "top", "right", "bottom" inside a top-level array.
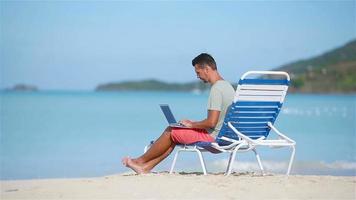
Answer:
[{"left": 0, "top": 91, "right": 355, "bottom": 180}]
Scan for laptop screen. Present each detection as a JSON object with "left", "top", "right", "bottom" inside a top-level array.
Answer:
[{"left": 160, "top": 104, "right": 177, "bottom": 124}]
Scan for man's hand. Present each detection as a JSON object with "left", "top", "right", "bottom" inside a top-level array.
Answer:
[
  {"left": 179, "top": 119, "right": 194, "bottom": 128},
  {"left": 178, "top": 110, "right": 220, "bottom": 129}
]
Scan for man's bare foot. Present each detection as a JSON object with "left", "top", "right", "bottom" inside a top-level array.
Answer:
[
  {"left": 122, "top": 157, "right": 149, "bottom": 174},
  {"left": 122, "top": 156, "right": 130, "bottom": 166}
]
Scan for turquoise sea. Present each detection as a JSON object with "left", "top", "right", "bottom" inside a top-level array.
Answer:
[{"left": 0, "top": 91, "right": 355, "bottom": 180}]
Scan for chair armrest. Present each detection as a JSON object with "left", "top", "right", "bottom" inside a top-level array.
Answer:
[
  {"left": 267, "top": 122, "right": 296, "bottom": 144},
  {"left": 227, "top": 122, "right": 256, "bottom": 144},
  {"left": 220, "top": 136, "right": 239, "bottom": 143},
  {"left": 215, "top": 136, "right": 245, "bottom": 149}
]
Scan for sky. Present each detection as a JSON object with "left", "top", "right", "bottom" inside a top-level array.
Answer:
[{"left": 1, "top": 1, "right": 355, "bottom": 90}]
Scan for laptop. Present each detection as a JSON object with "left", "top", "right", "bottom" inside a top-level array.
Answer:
[{"left": 159, "top": 104, "right": 190, "bottom": 128}]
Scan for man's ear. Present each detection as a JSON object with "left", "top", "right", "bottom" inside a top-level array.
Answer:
[{"left": 205, "top": 65, "right": 212, "bottom": 72}]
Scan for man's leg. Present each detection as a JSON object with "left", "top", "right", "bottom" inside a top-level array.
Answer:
[
  {"left": 124, "top": 143, "right": 175, "bottom": 174},
  {"left": 135, "top": 127, "right": 174, "bottom": 163},
  {"left": 141, "top": 143, "right": 175, "bottom": 172},
  {"left": 140, "top": 128, "right": 214, "bottom": 173},
  {"left": 122, "top": 127, "right": 175, "bottom": 174}
]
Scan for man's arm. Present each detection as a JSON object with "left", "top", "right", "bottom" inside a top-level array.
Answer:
[{"left": 180, "top": 110, "right": 220, "bottom": 130}]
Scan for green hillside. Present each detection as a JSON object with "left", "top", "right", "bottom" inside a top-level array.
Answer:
[
  {"left": 276, "top": 39, "right": 356, "bottom": 93},
  {"left": 96, "top": 79, "right": 209, "bottom": 92},
  {"left": 96, "top": 39, "right": 356, "bottom": 93}
]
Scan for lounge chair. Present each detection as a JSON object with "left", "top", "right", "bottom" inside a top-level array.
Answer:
[{"left": 147, "top": 71, "right": 296, "bottom": 176}]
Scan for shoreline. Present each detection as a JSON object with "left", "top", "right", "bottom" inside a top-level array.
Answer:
[{"left": 1, "top": 172, "right": 355, "bottom": 200}]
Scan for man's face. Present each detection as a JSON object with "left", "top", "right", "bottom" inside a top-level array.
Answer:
[{"left": 194, "top": 64, "right": 209, "bottom": 83}]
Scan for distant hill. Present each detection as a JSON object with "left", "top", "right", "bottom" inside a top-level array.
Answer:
[
  {"left": 96, "top": 39, "right": 356, "bottom": 93},
  {"left": 96, "top": 79, "right": 210, "bottom": 92},
  {"left": 275, "top": 39, "right": 356, "bottom": 93},
  {"left": 4, "top": 84, "right": 38, "bottom": 92}
]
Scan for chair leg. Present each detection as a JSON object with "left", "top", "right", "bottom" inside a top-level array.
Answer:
[
  {"left": 143, "top": 140, "right": 154, "bottom": 153},
  {"left": 253, "top": 149, "right": 265, "bottom": 175},
  {"left": 195, "top": 149, "right": 207, "bottom": 175},
  {"left": 169, "top": 149, "right": 180, "bottom": 174},
  {"left": 225, "top": 151, "right": 237, "bottom": 176},
  {"left": 225, "top": 152, "right": 234, "bottom": 175},
  {"left": 286, "top": 145, "right": 296, "bottom": 175},
  {"left": 143, "top": 145, "right": 149, "bottom": 153}
]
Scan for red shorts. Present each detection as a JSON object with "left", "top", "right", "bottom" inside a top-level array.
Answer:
[{"left": 170, "top": 127, "right": 215, "bottom": 145}]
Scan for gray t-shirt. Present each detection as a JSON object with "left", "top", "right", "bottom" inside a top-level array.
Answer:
[{"left": 207, "top": 80, "right": 235, "bottom": 138}]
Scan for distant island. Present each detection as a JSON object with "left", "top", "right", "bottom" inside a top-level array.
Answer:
[
  {"left": 3, "top": 84, "right": 38, "bottom": 92},
  {"left": 96, "top": 39, "right": 356, "bottom": 93},
  {"left": 96, "top": 79, "right": 210, "bottom": 92}
]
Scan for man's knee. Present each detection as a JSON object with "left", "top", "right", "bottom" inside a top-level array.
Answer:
[
  {"left": 164, "top": 126, "right": 172, "bottom": 133},
  {"left": 163, "top": 126, "right": 172, "bottom": 137}
]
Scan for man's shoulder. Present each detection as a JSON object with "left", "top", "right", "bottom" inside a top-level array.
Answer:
[{"left": 212, "top": 80, "right": 234, "bottom": 91}]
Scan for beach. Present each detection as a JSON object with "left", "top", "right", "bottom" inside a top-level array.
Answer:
[{"left": 1, "top": 172, "right": 355, "bottom": 200}]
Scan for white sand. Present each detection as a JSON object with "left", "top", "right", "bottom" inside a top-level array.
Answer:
[{"left": 1, "top": 172, "right": 355, "bottom": 200}]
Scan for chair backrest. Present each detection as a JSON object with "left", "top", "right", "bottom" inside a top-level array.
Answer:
[{"left": 216, "top": 71, "right": 290, "bottom": 145}]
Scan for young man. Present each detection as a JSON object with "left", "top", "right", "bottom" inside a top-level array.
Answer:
[{"left": 122, "top": 53, "right": 235, "bottom": 174}]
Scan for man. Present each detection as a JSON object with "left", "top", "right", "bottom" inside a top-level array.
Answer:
[{"left": 122, "top": 53, "right": 235, "bottom": 174}]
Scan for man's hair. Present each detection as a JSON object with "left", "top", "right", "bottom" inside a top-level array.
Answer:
[{"left": 192, "top": 53, "right": 217, "bottom": 70}]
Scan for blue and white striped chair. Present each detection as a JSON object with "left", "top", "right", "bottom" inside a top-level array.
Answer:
[
  {"left": 215, "top": 71, "right": 296, "bottom": 176},
  {"left": 148, "top": 71, "right": 296, "bottom": 176}
]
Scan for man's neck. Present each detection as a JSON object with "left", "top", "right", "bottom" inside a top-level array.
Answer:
[{"left": 209, "top": 72, "right": 223, "bottom": 85}]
